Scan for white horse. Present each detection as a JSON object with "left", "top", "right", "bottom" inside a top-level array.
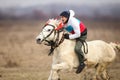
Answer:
[{"left": 36, "top": 19, "right": 119, "bottom": 80}]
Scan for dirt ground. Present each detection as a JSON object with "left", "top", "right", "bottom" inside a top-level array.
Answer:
[{"left": 0, "top": 20, "right": 120, "bottom": 80}]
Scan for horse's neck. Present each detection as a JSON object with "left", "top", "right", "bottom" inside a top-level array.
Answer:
[{"left": 57, "top": 32, "right": 75, "bottom": 48}]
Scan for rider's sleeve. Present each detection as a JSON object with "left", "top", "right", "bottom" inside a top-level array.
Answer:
[{"left": 69, "top": 19, "right": 81, "bottom": 39}]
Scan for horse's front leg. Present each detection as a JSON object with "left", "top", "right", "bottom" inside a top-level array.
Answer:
[{"left": 48, "top": 62, "right": 70, "bottom": 80}]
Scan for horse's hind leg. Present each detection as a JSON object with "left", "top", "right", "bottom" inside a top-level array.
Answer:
[
  {"left": 92, "top": 63, "right": 107, "bottom": 80},
  {"left": 91, "top": 63, "right": 102, "bottom": 80},
  {"left": 100, "top": 63, "right": 110, "bottom": 80},
  {"left": 101, "top": 70, "right": 110, "bottom": 80},
  {"left": 93, "top": 63, "right": 110, "bottom": 80}
]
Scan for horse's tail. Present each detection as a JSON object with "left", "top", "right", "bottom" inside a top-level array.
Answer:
[{"left": 109, "top": 42, "right": 120, "bottom": 53}]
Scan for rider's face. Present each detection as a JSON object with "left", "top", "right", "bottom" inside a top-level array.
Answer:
[{"left": 60, "top": 16, "right": 68, "bottom": 24}]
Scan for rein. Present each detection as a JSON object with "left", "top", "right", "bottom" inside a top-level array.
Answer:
[{"left": 48, "top": 31, "right": 64, "bottom": 56}]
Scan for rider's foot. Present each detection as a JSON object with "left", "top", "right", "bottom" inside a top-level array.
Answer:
[{"left": 76, "top": 62, "right": 85, "bottom": 74}]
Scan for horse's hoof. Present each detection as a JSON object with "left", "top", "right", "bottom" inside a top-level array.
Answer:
[
  {"left": 51, "top": 78, "right": 60, "bottom": 80},
  {"left": 58, "top": 78, "right": 60, "bottom": 80}
]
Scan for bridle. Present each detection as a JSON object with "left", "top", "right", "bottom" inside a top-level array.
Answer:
[
  {"left": 40, "top": 24, "right": 56, "bottom": 43},
  {"left": 41, "top": 24, "right": 65, "bottom": 56}
]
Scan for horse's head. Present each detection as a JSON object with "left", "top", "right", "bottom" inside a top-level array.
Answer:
[{"left": 36, "top": 19, "right": 60, "bottom": 44}]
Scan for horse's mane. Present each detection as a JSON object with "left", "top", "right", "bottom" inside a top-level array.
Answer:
[
  {"left": 47, "top": 19, "right": 59, "bottom": 25},
  {"left": 47, "top": 18, "right": 59, "bottom": 23}
]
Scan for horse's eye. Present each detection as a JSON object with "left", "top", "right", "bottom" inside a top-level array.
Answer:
[{"left": 48, "top": 29, "right": 51, "bottom": 32}]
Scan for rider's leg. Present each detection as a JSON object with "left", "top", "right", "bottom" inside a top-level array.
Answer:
[{"left": 75, "top": 40, "right": 86, "bottom": 74}]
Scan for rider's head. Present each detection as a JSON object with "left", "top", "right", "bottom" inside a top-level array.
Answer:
[{"left": 60, "top": 11, "right": 70, "bottom": 24}]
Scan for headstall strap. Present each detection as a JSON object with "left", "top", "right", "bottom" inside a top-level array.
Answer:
[{"left": 42, "top": 23, "right": 65, "bottom": 56}]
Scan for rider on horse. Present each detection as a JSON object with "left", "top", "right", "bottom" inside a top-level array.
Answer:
[{"left": 56, "top": 10, "right": 87, "bottom": 74}]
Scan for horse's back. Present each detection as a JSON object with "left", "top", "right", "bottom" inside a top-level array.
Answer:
[{"left": 86, "top": 40, "right": 116, "bottom": 63}]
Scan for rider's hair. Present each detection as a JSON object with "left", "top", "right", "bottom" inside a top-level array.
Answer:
[{"left": 60, "top": 11, "right": 70, "bottom": 23}]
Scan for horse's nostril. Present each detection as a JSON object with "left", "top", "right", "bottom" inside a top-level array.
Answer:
[{"left": 36, "top": 38, "right": 41, "bottom": 43}]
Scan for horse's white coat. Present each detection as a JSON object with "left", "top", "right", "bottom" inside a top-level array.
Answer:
[{"left": 36, "top": 19, "right": 118, "bottom": 80}]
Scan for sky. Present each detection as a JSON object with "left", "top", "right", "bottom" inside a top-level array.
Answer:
[{"left": 0, "top": 0, "right": 120, "bottom": 8}]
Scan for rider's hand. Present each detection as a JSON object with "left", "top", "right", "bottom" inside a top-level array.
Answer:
[{"left": 64, "top": 34, "right": 69, "bottom": 39}]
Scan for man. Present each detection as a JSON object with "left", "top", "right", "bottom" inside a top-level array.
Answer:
[{"left": 56, "top": 10, "right": 87, "bottom": 74}]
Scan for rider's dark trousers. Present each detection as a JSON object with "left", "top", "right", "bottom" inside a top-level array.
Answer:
[{"left": 74, "top": 34, "right": 87, "bottom": 63}]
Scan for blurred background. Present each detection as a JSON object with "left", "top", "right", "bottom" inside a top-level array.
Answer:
[
  {"left": 0, "top": 0, "right": 120, "bottom": 20},
  {"left": 0, "top": 0, "right": 120, "bottom": 80}
]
